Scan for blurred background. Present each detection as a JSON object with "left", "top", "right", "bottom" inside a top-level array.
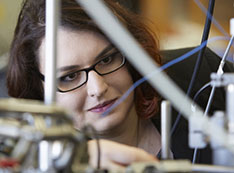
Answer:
[
  {"left": 0, "top": 0, "right": 234, "bottom": 97},
  {"left": 139, "top": 0, "right": 234, "bottom": 57}
]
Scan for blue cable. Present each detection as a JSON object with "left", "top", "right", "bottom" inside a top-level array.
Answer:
[
  {"left": 101, "top": 0, "right": 232, "bottom": 164},
  {"left": 102, "top": 36, "right": 228, "bottom": 117}
]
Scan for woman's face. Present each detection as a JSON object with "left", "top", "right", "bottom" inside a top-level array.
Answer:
[{"left": 38, "top": 28, "right": 134, "bottom": 133}]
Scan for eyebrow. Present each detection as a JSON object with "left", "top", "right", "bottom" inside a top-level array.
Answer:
[
  {"left": 58, "top": 44, "right": 115, "bottom": 72},
  {"left": 95, "top": 44, "right": 114, "bottom": 59}
]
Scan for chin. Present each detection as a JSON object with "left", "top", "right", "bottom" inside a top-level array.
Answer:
[{"left": 92, "top": 115, "right": 123, "bottom": 134}]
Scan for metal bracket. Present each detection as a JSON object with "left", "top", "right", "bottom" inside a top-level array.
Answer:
[{"left": 211, "top": 73, "right": 234, "bottom": 87}]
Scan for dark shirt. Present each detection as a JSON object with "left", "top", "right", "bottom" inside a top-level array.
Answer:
[{"left": 152, "top": 47, "right": 234, "bottom": 164}]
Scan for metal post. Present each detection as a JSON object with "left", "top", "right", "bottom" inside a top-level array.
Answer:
[
  {"left": 161, "top": 100, "right": 171, "bottom": 159},
  {"left": 45, "top": 0, "right": 59, "bottom": 105},
  {"left": 227, "top": 84, "right": 234, "bottom": 142},
  {"left": 39, "top": 0, "right": 60, "bottom": 171}
]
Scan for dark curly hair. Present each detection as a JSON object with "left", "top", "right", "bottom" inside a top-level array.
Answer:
[{"left": 7, "top": 0, "right": 161, "bottom": 119}]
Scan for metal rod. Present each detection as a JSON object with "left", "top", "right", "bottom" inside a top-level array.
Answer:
[
  {"left": 227, "top": 84, "right": 234, "bottom": 135},
  {"left": 76, "top": 0, "right": 234, "bottom": 155},
  {"left": 45, "top": 0, "right": 59, "bottom": 104},
  {"left": 231, "top": 18, "right": 234, "bottom": 36},
  {"left": 161, "top": 100, "right": 171, "bottom": 159},
  {"left": 192, "top": 32, "right": 234, "bottom": 164},
  {"left": 192, "top": 164, "right": 234, "bottom": 173},
  {"left": 76, "top": 0, "right": 201, "bottom": 126},
  {"left": 39, "top": 141, "right": 50, "bottom": 171}
]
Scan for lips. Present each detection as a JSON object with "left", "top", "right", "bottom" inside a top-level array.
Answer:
[{"left": 88, "top": 99, "right": 117, "bottom": 113}]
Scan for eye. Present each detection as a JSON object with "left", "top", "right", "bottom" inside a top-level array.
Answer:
[
  {"left": 60, "top": 72, "right": 79, "bottom": 82},
  {"left": 99, "top": 56, "right": 113, "bottom": 65}
]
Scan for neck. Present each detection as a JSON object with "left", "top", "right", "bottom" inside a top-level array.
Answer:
[
  {"left": 99, "top": 106, "right": 139, "bottom": 147},
  {"left": 137, "top": 118, "right": 161, "bottom": 155}
]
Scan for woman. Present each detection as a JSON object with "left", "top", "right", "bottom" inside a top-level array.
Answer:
[
  {"left": 7, "top": 0, "right": 222, "bottom": 171},
  {"left": 7, "top": 0, "right": 161, "bottom": 170}
]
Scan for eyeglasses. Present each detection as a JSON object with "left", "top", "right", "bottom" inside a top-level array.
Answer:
[{"left": 38, "top": 51, "right": 126, "bottom": 93}]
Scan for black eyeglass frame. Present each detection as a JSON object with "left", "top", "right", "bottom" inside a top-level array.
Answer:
[{"left": 38, "top": 51, "right": 126, "bottom": 93}]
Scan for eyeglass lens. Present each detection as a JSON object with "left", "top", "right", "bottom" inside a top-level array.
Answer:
[{"left": 57, "top": 51, "right": 125, "bottom": 92}]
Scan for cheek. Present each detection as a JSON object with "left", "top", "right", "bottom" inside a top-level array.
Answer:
[
  {"left": 56, "top": 92, "right": 85, "bottom": 112},
  {"left": 113, "top": 67, "right": 133, "bottom": 92}
]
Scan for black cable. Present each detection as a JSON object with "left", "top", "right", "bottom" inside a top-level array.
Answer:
[
  {"left": 168, "top": 0, "right": 215, "bottom": 163},
  {"left": 187, "top": 0, "right": 215, "bottom": 97},
  {"left": 96, "top": 134, "right": 101, "bottom": 169},
  {"left": 170, "top": 0, "right": 215, "bottom": 136},
  {"left": 82, "top": 125, "right": 101, "bottom": 170},
  {"left": 170, "top": 0, "right": 215, "bottom": 139}
]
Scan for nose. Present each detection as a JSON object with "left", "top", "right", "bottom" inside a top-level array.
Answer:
[{"left": 86, "top": 71, "right": 108, "bottom": 98}]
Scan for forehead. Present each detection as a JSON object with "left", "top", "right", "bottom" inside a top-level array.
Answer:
[{"left": 38, "top": 28, "right": 110, "bottom": 72}]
